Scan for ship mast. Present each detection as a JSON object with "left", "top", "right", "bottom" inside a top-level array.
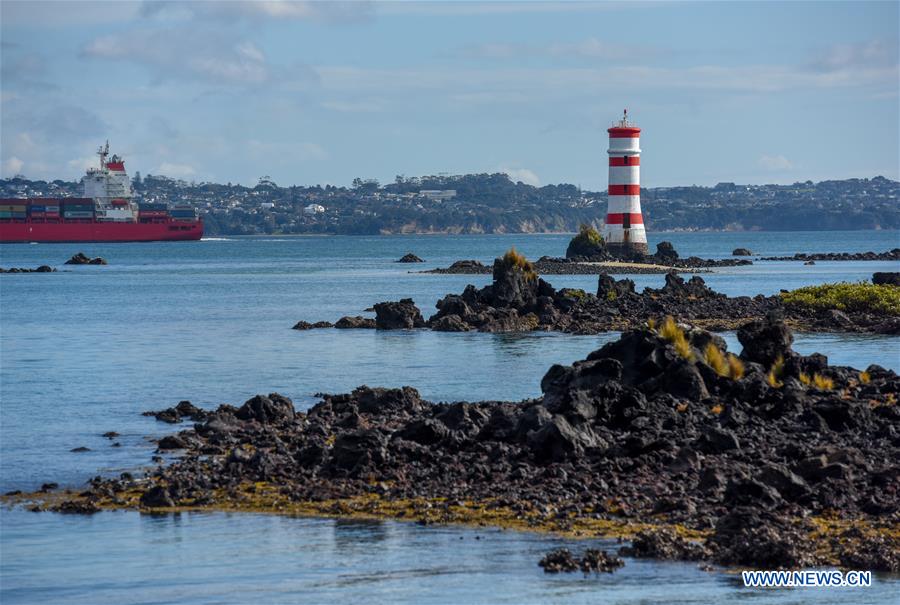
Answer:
[{"left": 97, "top": 141, "right": 109, "bottom": 170}]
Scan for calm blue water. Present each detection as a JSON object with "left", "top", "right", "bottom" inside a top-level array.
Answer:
[{"left": 1, "top": 231, "right": 898, "bottom": 603}]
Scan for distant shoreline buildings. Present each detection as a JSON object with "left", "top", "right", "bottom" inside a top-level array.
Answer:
[{"left": 1, "top": 173, "right": 896, "bottom": 236}]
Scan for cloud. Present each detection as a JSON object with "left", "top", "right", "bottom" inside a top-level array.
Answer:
[
  {"left": 1, "top": 156, "right": 25, "bottom": 176},
  {"left": 0, "top": 1, "right": 140, "bottom": 26},
  {"left": 500, "top": 166, "right": 541, "bottom": 186},
  {"left": 81, "top": 28, "right": 317, "bottom": 88},
  {"left": 810, "top": 39, "right": 897, "bottom": 72},
  {"left": 321, "top": 99, "right": 385, "bottom": 113},
  {"left": 0, "top": 47, "right": 59, "bottom": 92},
  {"left": 155, "top": 162, "right": 197, "bottom": 178},
  {"left": 316, "top": 60, "right": 897, "bottom": 102},
  {"left": 3, "top": 105, "right": 106, "bottom": 142},
  {"left": 758, "top": 155, "right": 793, "bottom": 171},
  {"left": 140, "top": 1, "right": 373, "bottom": 24},
  {"left": 7, "top": 132, "right": 38, "bottom": 156},
  {"left": 462, "top": 37, "right": 655, "bottom": 61},
  {"left": 379, "top": 1, "right": 646, "bottom": 17},
  {"left": 247, "top": 140, "right": 329, "bottom": 161},
  {"left": 82, "top": 30, "right": 270, "bottom": 86},
  {"left": 67, "top": 156, "right": 99, "bottom": 173}
]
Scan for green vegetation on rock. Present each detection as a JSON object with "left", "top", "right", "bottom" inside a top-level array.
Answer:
[
  {"left": 501, "top": 247, "right": 537, "bottom": 281},
  {"left": 781, "top": 282, "right": 900, "bottom": 315},
  {"left": 566, "top": 224, "right": 606, "bottom": 259}
]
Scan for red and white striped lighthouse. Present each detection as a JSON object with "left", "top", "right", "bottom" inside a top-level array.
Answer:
[{"left": 605, "top": 109, "right": 648, "bottom": 256}]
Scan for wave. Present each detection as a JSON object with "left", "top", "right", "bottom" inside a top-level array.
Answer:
[{"left": 200, "top": 237, "right": 236, "bottom": 242}]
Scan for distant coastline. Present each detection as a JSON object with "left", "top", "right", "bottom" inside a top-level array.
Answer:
[{"left": 4, "top": 173, "right": 897, "bottom": 236}]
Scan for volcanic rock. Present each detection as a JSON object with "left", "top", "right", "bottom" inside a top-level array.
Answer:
[
  {"left": 872, "top": 272, "right": 900, "bottom": 286},
  {"left": 0, "top": 265, "right": 57, "bottom": 273},
  {"left": 539, "top": 548, "right": 623, "bottom": 573},
  {"left": 140, "top": 485, "right": 175, "bottom": 508},
  {"left": 738, "top": 312, "right": 793, "bottom": 366},
  {"left": 65, "top": 252, "right": 107, "bottom": 265},
  {"left": 335, "top": 316, "right": 376, "bottom": 329},
  {"left": 374, "top": 298, "right": 426, "bottom": 329},
  {"left": 655, "top": 241, "right": 679, "bottom": 261},
  {"left": 565, "top": 225, "right": 607, "bottom": 260},
  {"left": 619, "top": 528, "right": 708, "bottom": 561},
  {"left": 235, "top": 393, "right": 295, "bottom": 424},
  {"left": 292, "top": 320, "right": 334, "bottom": 330}
]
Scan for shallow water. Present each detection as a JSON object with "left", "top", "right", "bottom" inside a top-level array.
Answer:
[{"left": 1, "top": 231, "right": 898, "bottom": 603}]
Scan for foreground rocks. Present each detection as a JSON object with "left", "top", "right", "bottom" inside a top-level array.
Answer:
[
  {"left": 18, "top": 316, "right": 899, "bottom": 572},
  {"left": 313, "top": 251, "right": 898, "bottom": 335},
  {"left": 65, "top": 252, "right": 107, "bottom": 265}
]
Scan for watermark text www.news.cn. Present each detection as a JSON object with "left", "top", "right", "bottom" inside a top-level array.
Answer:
[{"left": 742, "top": 570, "right": 872, "bottom": 588}]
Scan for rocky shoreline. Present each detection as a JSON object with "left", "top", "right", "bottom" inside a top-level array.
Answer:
[
  {"left": 7, "top": 315, "right": 899, "bottom": 572},
  {"left": 759, "top": 249, "right": 899, "bottom": 262},
  {"left": 313, "top": 252, "right": 899, "bottom": 335},
  {"left": 1, "top": 251, "right": 108, "bottom": 273},
  {"left": 422, "top": 258, "right": 718, "bottom": 276},
  {"left": 422, "top": 252, "right": 751, "bottom": 276}
]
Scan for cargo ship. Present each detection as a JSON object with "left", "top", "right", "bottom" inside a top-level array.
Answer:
[{"left": 0, "top": 143, "right": 203, "bottom": 243}]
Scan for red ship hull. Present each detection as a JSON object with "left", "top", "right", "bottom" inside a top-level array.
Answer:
[{"left": 0, "top": 219, "right": 204, "bottom": 243}]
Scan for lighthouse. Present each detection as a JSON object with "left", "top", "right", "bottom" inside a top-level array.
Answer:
[{"left": 605, "top": 110, "right": 648, "bottom": 256}]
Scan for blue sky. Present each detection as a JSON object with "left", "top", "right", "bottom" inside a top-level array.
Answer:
[{"left": 1, "top": 1, "right": 897, "bottom": 189}]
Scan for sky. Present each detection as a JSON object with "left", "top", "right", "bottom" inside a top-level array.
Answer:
[{"left": 1, "top": 0, "right": 898, "bottom": 190}]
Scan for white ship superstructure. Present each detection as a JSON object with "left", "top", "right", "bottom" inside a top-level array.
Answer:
[{"left": 83, "top": 142, "right": 138, "bottom": 222}]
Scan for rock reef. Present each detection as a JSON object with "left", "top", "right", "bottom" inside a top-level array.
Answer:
[
  {"left": 760, "top": 249, "right": 900, "bottom": 262},
  {"left": 426, "top": 239, "right": 752, "bottom": 276},
  {"left": 0, "top": 265, "right": 56, "bottom": 273},
  {"left": 539, "top": 548, "right": 624, "bottom": 573},
  {"left": 65, "top": 252, "right": 107, "bottom": 265},
  {"left": 14, "top": 316, "right": 899, "bottom": 572},
  {"left": 321, "top": 251, "right": 899, "bottom": 335},
  {"left": 397, "top": 253, "right": 425, "bottom": 263}
]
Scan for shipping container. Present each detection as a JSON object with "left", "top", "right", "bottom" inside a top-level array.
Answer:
[
  {"left": 62, "top": 211, "right": 94, "bottom": 218},
  {"left": 29, "top": 205, "right": 46, "bottom": 212},
  {"left": 0, "top": 204, "right": 27, "bottom": 212}
]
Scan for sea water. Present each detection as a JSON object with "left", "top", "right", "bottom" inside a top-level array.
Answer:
[{"left": 1, "top": 231, "right": 898, "bottom": 603}]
